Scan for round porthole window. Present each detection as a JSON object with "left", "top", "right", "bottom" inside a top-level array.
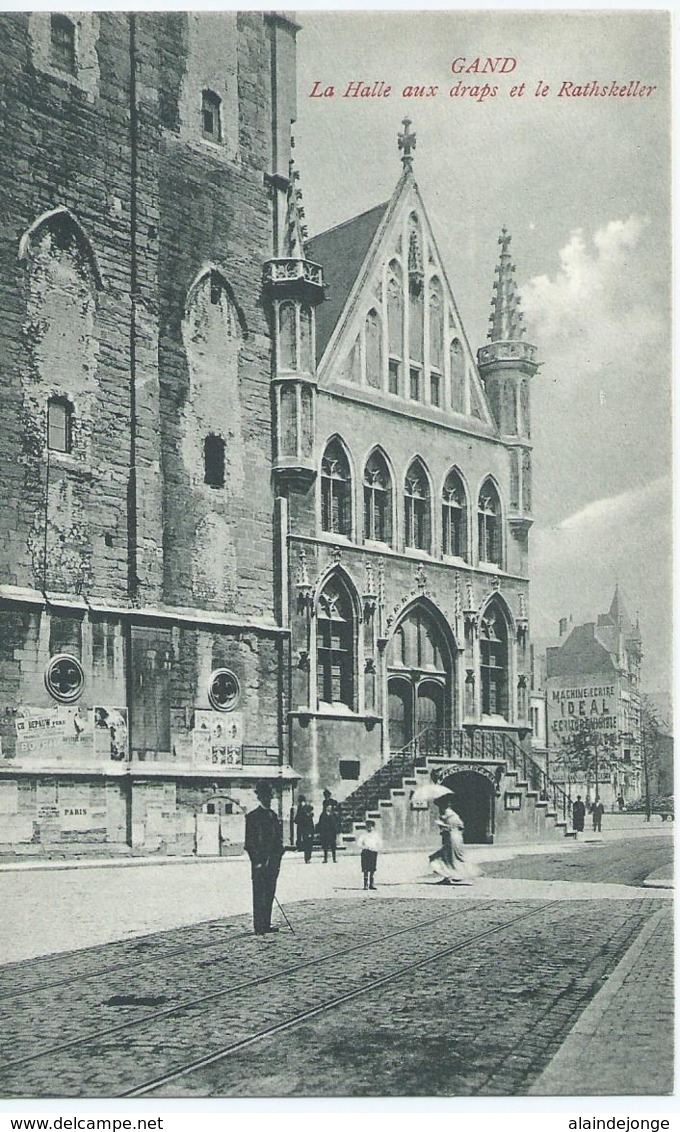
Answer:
[
  {"left": 45, "top": 654, "right": 84, "bottom": 703},
  {"left": 208, "top": 668, "right": 240, "bottom": 712}
]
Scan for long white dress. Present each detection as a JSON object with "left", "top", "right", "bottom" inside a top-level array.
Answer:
[{"left": 429, "top": 806, "right": 476, "bottom": 883}]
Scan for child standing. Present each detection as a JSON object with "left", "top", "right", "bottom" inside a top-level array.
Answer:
[{"left": 356, "top": 820, "right": 382, "bottom": 890}]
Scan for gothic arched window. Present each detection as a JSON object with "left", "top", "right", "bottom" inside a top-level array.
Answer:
[
  {"left": 478, "top": 479, "right": 502, "bottom": 566},
  {"left": 300, "top": 305, "right": 313, "bottom": 371},
  {"left": 522, "top": 450, "right": 532, "bottom": 512},
  {"left": 429, "top": 279, "right": 443, "bottom": 406},
  {"left": 365, "top": 309, "right": 382, "bottom": 389},
  {"left": 363, "top": 449, "right": 392, "bottom": 544},
  {"left": 450, "top": 338, "right": 465, "bottom": 413},
  {"left": 480, "top": 603, "right": 509, "bottom": 719},
  {"left": 404, "top": 460, "right": 431, "bottom": 552},
  {"left": 279, "top": 302, "right": 296, "bottom": 370},
  {"left": 442, "top": 469, "right": 467, "bottom": 559},
  {"left": 387, "top": 262, "right": 403, "bottom": 395},
  {"left": 316, "top": 578, "right": 355, "bottom": 708},
  {"left": 321, "top": 440, "right": 352, "bottom": 537}
]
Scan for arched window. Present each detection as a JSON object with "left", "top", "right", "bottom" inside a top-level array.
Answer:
[
  {"left": 204, "top": 434, "right": 225, "bottom": 488},
  {"left": 522, "top": 450, "right": 532, "bottom": 512},
  {"left": 404, "top": 460, "right": 431, "bottom": 551},
  {"left": 429, "top": 279, "right": 443, "bottom": 406},
  {"left": 363, "top": 450, "right": 392, "bottom": 544},
  {"left": 348, "top": 336, "right": 361, "bottom": 384},
  {"left": 450, "top": 338, "right": 465, "bottom": 413},
  {"left": 279, "top": 302, "right": 296, "bottom": 369},
  {"left": 521, "top": 379, "right": 531, "bottom": 438},
  {"left": 300, "top": 306, "right": 313, "bottom": 371},
  {"left": 442, "top": 470, "right": 467, "bottom": 559},
  {"left": 50, "top": 14, "right": 76, "bottom": 74},
  {"left": 478, "top": 479, "right": 502, "bottom": 566},
  {"left": 387, "top": 262, "right": 403, "bottom": 395},
  {"left": 365, "top": 309, "right": 382, "bottom": 389},
  {"left": 480, "top": 603, "right": 509, "bottom": 719},
  {"left": 201, "top": 90, "right": 222, "bottom": 141},
  {"left": 510, "top": 450, "right": 521, "bottom": 510},
  {"left": 47, "top": 396, "right": 73, "bottom": 454},
  {"left": 321, "top": 440, "right": 352, "bottom": 537},
  {"left": 316, "top": 578, "right": 355, "bottom": 708}
]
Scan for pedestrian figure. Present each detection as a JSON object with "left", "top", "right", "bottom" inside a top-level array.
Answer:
[
  {"left": 356, "top": 820, "right": 382, "bottom": 889},
  {"left": 572, "top": 794, "right": 586, "bottom": 833},
  {"left": 244, "top": 782, "right": 284, "bottom": 935},
  {"left": 592, "top": 797, "right": 605, "bottom": 833},
  {"left": 317, "top": 800, "right": 338, "bottom": 863},
  {"left": 322, "top": 787, "right": 341, "bottom": 828},
  {"left": 429, "top": 795, "right": 477, "bottom": 885},
  {"left": 297, "top": 800, "right": 315, "bottom": 862},
  {"left": 294, "top": 795, "right": 310, "bottom": 851},
  {"left": 617, "top": 793, "right": 625, "bottom": 812}
]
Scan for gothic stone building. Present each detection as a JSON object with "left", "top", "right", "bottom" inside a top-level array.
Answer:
[{"left": 0, "top": 12, "right": 540, "bottom": 855}]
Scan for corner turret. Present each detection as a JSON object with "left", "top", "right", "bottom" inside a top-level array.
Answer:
[{"left": 477, "top": 229, "right": 538, "bottom": 557}]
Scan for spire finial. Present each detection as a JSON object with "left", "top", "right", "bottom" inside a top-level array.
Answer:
[
  {"left": 487, "top": 226, "right": 526, "bottom": 342},
  {"left": 398, "top": 117, "right": 416, "bottom": 169}
]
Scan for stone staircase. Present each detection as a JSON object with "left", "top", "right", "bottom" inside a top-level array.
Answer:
[{"left": 339, "top": 729, "right": 578, "bottom": 851}]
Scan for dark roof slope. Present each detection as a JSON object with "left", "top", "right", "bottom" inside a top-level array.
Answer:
[
  {"left": 546, "top": 623, "right": 616, "bottom": 680},
  {"left": 306, "top": 201, "right": 388, "bottom": 362}
]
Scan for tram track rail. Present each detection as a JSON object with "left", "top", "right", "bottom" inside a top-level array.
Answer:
[
  {"left": 0, "top": 900, "right": 498, "bottom": 1078},
  {"left": 122, "top": 900, "right": 562, "bottom": 1098},
  {"left": 0, "top": 900, "right": 350, "bottom": 1003}
]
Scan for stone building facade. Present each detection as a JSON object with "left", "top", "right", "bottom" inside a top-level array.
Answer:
[
  {"left": 278, "top": 124, "right": 538, "bottom": 818},
  {"left": 0, "top": 12, "right": 298, "bottom": 854},
  {"left": 0, "top": 13, "right": 541, "bottom": 854}
]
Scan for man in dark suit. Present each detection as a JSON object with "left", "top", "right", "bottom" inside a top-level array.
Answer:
[{"left": 245, "top": 781, "right": 284, "bottom": 935}]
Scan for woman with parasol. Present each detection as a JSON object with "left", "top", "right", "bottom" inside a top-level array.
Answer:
[{"left": 411, "top": 781, "right": 476, "bottom": 885}]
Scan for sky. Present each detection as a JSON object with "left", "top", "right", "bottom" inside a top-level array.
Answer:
[{"left": 293, "top": 10, "right": 672, "bottom": 695}]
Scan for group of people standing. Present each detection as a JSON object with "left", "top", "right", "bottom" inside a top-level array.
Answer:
[
  {"left": 293, "top": 789, "right": 341, "bottom": 863},
  {"left": 244, "top": 780, "right": 471, "bottom": 936},
  {"left": 571, "top": 795, "right": 606, "bottom": 833}
]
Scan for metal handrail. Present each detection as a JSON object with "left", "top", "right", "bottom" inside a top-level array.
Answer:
[{"left": 417, "top": 726, "right": 573, "bottom": 824}]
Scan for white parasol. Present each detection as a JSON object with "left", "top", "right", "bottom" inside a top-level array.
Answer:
[{"left": 410, "top": 782, "right": 455, "bottom": 804}]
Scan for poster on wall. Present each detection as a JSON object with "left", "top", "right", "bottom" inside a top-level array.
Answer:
[
  {"left": 192, "top": 710, "right": 244, "bottom": 767},
  {"left": 93, "top": 707, "right": 129, "bottom": 761},
  {"left": 13, "top": 706, "right": 91, "bottom": 761}
]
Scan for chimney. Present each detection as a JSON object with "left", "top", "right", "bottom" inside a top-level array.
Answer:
[{"left": 559, "top": 617, "right": 568, "bottom": 637}]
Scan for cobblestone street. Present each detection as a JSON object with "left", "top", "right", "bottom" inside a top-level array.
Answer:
[{"left": 0, "top": 832, "right": 672, "bottom": 1098}]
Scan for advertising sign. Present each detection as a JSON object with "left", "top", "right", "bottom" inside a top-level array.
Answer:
[{"left": 547, "top": 683, "right": 618, "bottom": 739}]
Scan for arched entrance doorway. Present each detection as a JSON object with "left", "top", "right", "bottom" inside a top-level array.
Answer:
[
  {"left": 441, "top": 771, "right": 495, "bottom": 844},
  {"left": 387, "top": 603, "right": 454, "bottom": 751}
]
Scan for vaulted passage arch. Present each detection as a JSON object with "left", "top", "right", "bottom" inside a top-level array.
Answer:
[
  {"left": 386, "top": 602, "right": 455, "bottom": 751},
  {"left": 439, "top": 770, "right": 495, "bottom": 844}
]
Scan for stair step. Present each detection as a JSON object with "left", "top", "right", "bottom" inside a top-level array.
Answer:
[
  {"left": 391, "top": 789, "right": 405, "bottom": 796},
  {"left": 379, "top": 800, "right": 394, "bottom": 808}
]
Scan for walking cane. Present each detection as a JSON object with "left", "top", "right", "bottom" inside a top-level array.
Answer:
[{"left": 274, "top": 895, "right": 295, "bottom": 934}]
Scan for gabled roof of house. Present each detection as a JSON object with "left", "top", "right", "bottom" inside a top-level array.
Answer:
[{"left": 305, "top": 201, "right": 388, "bottom": 362}]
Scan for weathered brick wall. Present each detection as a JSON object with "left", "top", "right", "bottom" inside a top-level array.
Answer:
[
  {"left": 0, "top": 14, "right": 143, "bottom": 602},
  {"left": 156, "top": 12, "right": 277, "bottom": 623}
]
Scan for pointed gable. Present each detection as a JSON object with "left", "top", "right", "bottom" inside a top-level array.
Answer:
[{"left": 306, "top": 168, "right": 495, "bottom": 430}]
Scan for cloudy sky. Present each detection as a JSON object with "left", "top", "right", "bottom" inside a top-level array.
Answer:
[{"left": 294, "top": 10, "right": 672, "bottom": 694}]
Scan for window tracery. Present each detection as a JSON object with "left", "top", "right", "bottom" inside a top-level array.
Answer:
[
  {"left": 404, "top": 460, "right": 431, "bottom": 551},
  {"left": 363, "top": 450, "right": 392, "bottom": 544},
  {"left": 321, "top": 440, "right": 352, "bottom": 537}
]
